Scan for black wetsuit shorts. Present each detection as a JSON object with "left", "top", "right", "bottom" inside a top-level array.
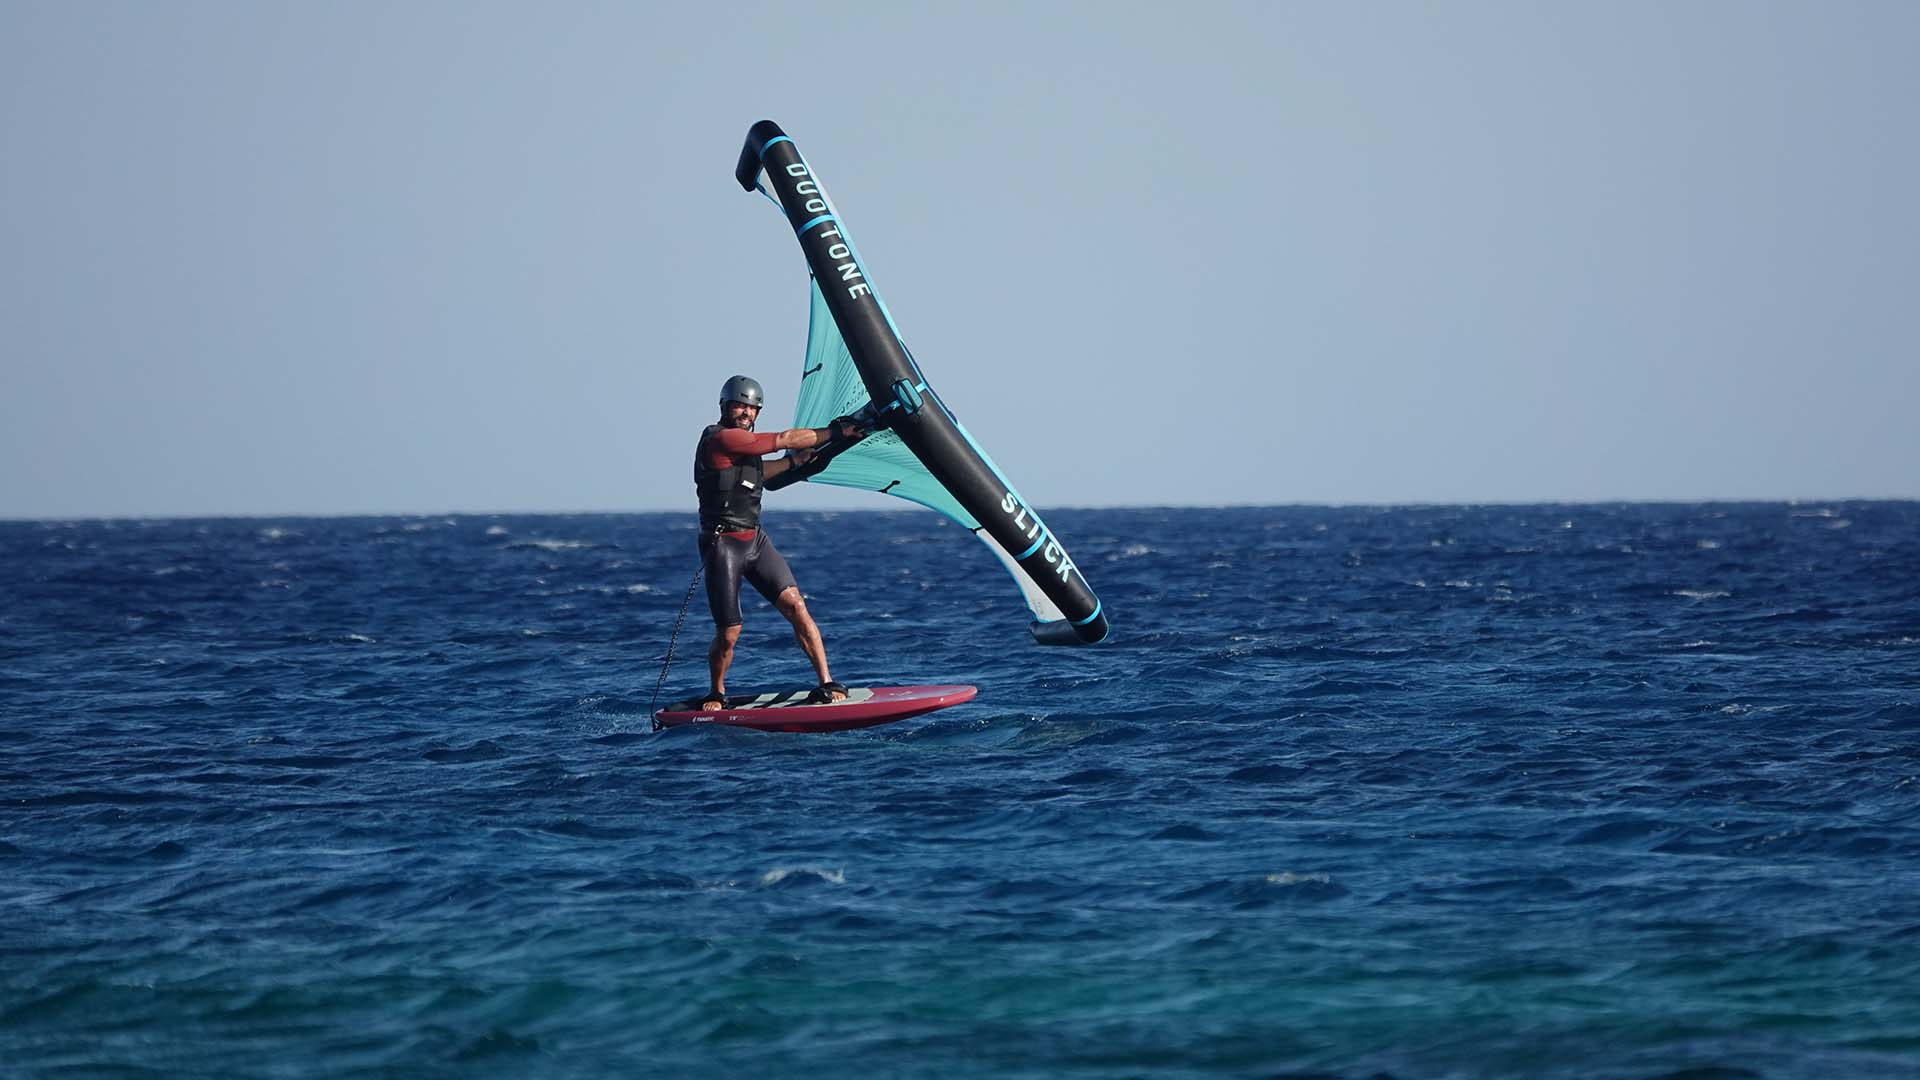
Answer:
[{"left": 699, "top": 528, "right": 799, "bottom": 628}]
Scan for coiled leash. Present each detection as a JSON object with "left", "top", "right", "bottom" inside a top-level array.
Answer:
[{"left": 648, "top": 564, "right": 704, "bottom": 731}]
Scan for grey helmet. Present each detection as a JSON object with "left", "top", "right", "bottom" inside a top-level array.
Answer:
[{"left": 719, "top": 375, "right": 764, "bottom": 408}]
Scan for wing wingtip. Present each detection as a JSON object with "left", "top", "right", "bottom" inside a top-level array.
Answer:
[{"left": 1029, "top": 617, "right": 1110, "bottom": 646}]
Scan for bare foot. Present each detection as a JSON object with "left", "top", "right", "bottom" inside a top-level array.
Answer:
[{"left": 700, "top": 692, "right": 726, "bottom": 712}]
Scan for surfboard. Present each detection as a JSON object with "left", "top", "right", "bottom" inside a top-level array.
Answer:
[{"left": 653, "top": 684, "right": 977, "bottom": 733}]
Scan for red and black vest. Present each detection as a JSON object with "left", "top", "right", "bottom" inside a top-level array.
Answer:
[{"left": 693, "top": 424, "right": 764, "bottom": 531}]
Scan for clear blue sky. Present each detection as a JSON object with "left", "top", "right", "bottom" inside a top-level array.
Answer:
[{"left": 4, "top": 1, "right": 1915, "bottom": 519}]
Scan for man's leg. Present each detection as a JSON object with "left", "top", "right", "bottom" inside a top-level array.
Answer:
[
  {"left": 774, "top": 586, "right": 843, "bottom": 700},
  {"left": 705, "top": 623, "right": 741, "bottom": 710},
  {"left": 699, "top": 532, "right": 750, "bottom": 711}
]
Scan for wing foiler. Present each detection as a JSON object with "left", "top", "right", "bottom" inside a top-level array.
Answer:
[{"left": 734, "top": 120, "right": 1109, "bottom": 646}]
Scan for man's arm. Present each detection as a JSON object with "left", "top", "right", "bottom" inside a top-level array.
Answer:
[
  {"left": 713, "top": 419, "right": 870, "bottom": 481},
  {"left": 764, "top": 452, "right": 798, "bottom": 480},
  {"left": 710, "top": 425, "right": 837, "bottom": 456},
  {"left": 714, "top": 420, "right": 867, "bottom": 455},
  {"left": 770, "top": 426, "right": 842, "bottom": 450}
]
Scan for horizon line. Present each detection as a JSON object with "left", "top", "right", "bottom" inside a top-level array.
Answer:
[{"left": 4, "top": 495, "right": 1916, "bottom": 525}]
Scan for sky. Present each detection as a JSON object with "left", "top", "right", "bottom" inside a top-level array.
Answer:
[{"left": 2, "top": 1, "right": 1916, "bottom": 519}]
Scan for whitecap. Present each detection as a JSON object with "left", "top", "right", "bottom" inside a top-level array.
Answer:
[
  {"left": 515, "top": 539, "right": 591, "bottom": 551},
  {"left": 485, "top": 525, "right": 509, "bottom": 536},
  {"left": 1673, "top": 589, "right": 1730, "bottom": 600},
  {"left": 760, "top": 867, "right": 845, "bottom": 886},
  {"left": 1265, "top": 871, "right": 1331, "bottom": 886},
  {"left": 1719, "top": 703, "right": 1789, "bottom": 716},
  {"left": 625, "top": 584, "right": 653, "bottom": 595}
]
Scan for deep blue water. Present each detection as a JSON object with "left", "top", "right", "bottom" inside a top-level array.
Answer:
[{"left": 3, "top": 503, "right": 1919, "bottom": 1078}]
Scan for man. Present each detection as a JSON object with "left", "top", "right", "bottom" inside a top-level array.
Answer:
[{"left": 694, "top": 375, "right": 866, "bottom": 710}]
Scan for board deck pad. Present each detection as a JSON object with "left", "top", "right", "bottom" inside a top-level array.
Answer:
[{"left": 654, "top": 684, "right": 977, "bottom": 733}]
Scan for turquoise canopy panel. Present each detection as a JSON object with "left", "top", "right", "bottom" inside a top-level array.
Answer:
[
  {"left": 784, "top": 280, "right": 1081, "bottom": 628},
  {"left": 789, "top": 281, "right": 979, "bottom": 530}
]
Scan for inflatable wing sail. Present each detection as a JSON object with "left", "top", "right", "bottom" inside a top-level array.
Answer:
[{"left": 734, "top": 120, "right": 1108, "bottom": 646}]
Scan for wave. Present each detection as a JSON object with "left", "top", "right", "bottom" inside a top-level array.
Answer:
[{"left": 759, "top": 867, "right": 846, "bottom": 887}]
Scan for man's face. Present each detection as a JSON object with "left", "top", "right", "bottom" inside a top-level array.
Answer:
[{"left": 721, "top": 400, "right": 761, "bottom": 430}]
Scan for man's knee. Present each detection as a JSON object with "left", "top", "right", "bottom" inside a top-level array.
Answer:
[
  {"left": 774, "top": 587, "right": 809, "bottom": 620},
  {"left": 712, "top": 623, "right": 742, "bottom": 646}
]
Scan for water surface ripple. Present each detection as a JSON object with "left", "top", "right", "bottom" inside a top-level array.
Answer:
[{"left": 3, "top": 504, "right": 1918, "bottom": 1077}]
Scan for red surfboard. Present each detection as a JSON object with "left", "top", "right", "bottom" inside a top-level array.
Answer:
[{"left": 653, "top": 684, "right": 976, "bottom": 733}]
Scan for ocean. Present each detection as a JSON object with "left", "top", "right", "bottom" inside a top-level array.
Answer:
[{"left": 3, "top": 503, "right": 1917, "bottom": 1078}]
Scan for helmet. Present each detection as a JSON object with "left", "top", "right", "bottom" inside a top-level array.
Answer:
[{"left": 719, "top": 375, "right": 764, "bottom": 408}]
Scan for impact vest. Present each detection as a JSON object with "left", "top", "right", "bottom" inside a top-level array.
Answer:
[{"left": 694, "top": 424, "right": 765, "bottom": 531}]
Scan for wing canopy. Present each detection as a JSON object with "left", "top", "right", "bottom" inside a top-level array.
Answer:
[{"left": 737, "top": 120, "right": 1107, "bottom": 645}]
